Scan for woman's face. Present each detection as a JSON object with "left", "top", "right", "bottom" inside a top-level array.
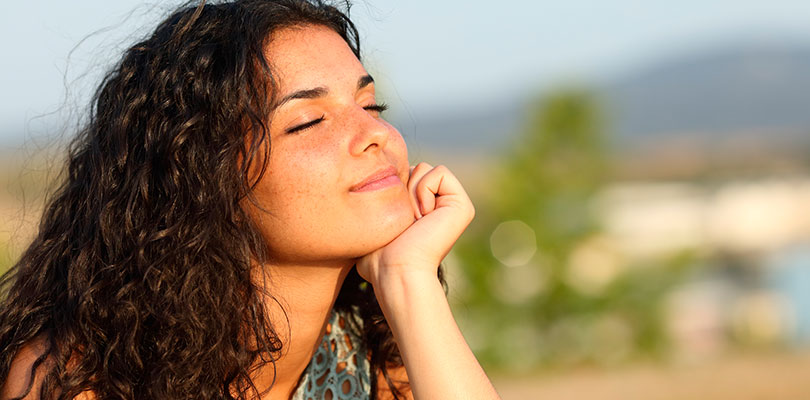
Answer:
[{"left": 249, "top": 24, "right": 414, "bottom": 265}]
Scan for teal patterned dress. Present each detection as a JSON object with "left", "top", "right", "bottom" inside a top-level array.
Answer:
[{"left": 291, "top": 310, "right": 371, "bottom": 399}]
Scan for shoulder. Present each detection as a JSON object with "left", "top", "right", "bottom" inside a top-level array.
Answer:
[
  {"left": 1, "top": 338, "right": 95, "bottom": 400},
  {"left": 1, "top": 336, "right": 50, "bottom": 400}
]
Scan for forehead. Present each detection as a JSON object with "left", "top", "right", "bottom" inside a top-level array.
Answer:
[{"left": 265, "top": 24, "right": 367, "bottom": 93}]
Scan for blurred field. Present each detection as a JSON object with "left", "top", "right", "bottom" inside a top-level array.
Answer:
[
  {"left": 0, "top": 147, "right": 55, "bottom": 272},
  {"left": 493, "top": 351, "right": 810, "bottom": 400}
]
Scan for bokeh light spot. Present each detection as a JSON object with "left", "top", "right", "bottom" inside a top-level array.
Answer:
[{"left": 490, "top": 220, "right": 537, "bottom": 267}]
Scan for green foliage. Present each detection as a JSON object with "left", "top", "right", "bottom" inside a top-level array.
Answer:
[{"left": 452, "top": 88, "right": 691, "bottom": 372}]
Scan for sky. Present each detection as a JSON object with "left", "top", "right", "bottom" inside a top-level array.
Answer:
[{"left": 3, "top": 0, "right": 810, "bottom": 144}]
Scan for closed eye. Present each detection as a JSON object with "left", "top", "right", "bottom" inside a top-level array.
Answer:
[
  {"left": 364, "top": 102, "right": 388, "bottom": 115},
  {"left": 286, "top": 115, "right": 325, "bottom": 134},
  {"left": 286, "top": 103, "right": 386, "bottom": 134}
]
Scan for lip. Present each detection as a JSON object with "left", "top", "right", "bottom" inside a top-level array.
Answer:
[{"left": 350, "top": 166, "right": 401, "bottom": 192}]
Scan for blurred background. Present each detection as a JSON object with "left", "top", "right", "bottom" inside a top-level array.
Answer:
[{"left": 2, "top": 1, "right": 810, "bottom": 398}]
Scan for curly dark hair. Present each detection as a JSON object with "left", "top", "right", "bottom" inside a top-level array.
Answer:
[{"left": 0, "top": 0, "right": 434, "bottom": 398}]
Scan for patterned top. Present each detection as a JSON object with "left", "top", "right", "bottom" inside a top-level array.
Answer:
[{"left": 291, "top": 310, "right": 371, "bottom": 400}]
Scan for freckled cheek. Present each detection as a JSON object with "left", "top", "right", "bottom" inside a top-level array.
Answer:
[
  {"left": 267, "top": 150, "right": 341, "bottom": 201},
  {"left": 250, "top": 173, "right": 338, "bottom": 240}
]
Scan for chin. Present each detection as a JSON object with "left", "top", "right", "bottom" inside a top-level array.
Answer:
[
  {"left": 379, "top": 207, "right": 415, "bottom": 243},
  {"left": 350, "top": 199, "right": 414, "bottom": 256}
]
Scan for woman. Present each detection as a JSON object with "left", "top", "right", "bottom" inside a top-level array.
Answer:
[{"left": 0, "top": 0, "right": 500, "bottom": 399}]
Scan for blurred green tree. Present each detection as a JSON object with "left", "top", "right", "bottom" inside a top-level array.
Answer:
[{"left": 452, "top": 88, "right": 688, "bottom": 371}]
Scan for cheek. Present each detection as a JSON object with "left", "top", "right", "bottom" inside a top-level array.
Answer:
[
  {"left": 249, "top": 181, "right": 341, "bottom": 262},
  {"left": 387, "top": 125, "right": 408, "bottom": 159},
  {"left": 246, "top": 151, "right": 361, "bottom": 261}
]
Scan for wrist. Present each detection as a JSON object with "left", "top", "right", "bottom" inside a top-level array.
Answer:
[{"left": 372, "top": 266, "right": 445, "bottom": 314}]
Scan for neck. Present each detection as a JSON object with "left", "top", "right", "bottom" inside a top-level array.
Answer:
[{"left": 251, "top": 259, "right": 355, "bottom": 398}]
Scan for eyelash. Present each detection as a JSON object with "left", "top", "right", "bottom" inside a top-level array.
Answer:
[
  {"left": 286, "top": 116, "right": 325, "bottom": 134},
  {"left": 285, "top": 103, "right": 389, "bottom": 134},
  {"left": 364, "top": 102, "right": 389, "bottom": 114}
]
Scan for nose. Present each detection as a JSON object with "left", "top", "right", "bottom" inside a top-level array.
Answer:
[{"left": 348, "top": 106, "right": 391, "bottom": 156}]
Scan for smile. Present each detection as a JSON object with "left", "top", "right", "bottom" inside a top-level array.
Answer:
[{"left": 350, "top": 166, "right": 401, "bottom": 192}]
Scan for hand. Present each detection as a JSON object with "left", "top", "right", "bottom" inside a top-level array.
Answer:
[
  {"left": 355, "top": 164, "right": 499, "bottom": 400},
  {"left": 356, "top": 163, "right": 475, "bottom": 288}
]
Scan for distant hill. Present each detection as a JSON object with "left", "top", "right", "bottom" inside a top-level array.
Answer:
[
  {"left": 605, "top": 42, "right": 810, "bottom": 148},
  {"left": 395, "top": 41, "right": 810, "bottom": 158}
]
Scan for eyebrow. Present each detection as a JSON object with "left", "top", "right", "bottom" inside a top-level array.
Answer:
[
  {"left": 357, "top": 74, "right": 374, "bottom": 90},
  {"left": 274, "top": 74, "right": 375, "bottom": 109}
]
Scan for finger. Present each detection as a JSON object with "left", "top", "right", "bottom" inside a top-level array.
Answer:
[
  {"left": 415, "top": 165, "right": 472, "bottom": 215},
  {"left": 408, "top": 162, "right": 433, "bottom": 218},
  {"left": 419, "top": 164, "right": 467, "bottom": 197},
  {"left": 416, "top": 176, "right": 438, "bottom": 215}
]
